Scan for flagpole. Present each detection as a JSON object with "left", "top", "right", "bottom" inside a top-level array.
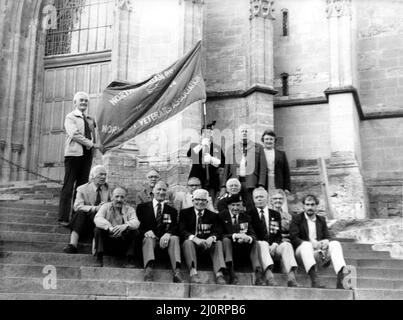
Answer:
[{"left": 202, "top": 101, "right": 210, "bottom": 187}]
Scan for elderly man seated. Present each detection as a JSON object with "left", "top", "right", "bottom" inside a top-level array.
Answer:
[
  {"left": 94, "top": 187, "right": 140, "bottom": 267},
  {"left": 173, "top": 177, "right": 215, "bottom": 213},
  {"left": 269, "top": 189, "right": 293, "bottom": 241},
  {"left": 217, "top": 178, "right": 243, "bottom": 213},
  {"left": 179, "top": 189, "right": 227, "bottom": 284},
  {"left": 63, "top": 165, "right": 110, "bottom": 254},
  {"left": 290, "top": 194, "right": 347, "bottom": 289}
]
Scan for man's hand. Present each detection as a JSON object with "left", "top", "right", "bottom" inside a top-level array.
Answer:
[
  {"left": 145, "top": 230, "right": 157, "bottom": 239},
  {"left": 319, "top": 239, "right": 329, "bottom": 250},
  {"left": 201, "top": 138, "right": 210, "bottom": 146},
  {"left": 219, "top": 187, "right": 226, "bottom": 197},
  {"left": 193, "top": 237, "right": 208, "bottom": 250},
  {"left": 93, "top": 143, "right": 103, "bottom": 150},
  {"left": 205, "top": 237, "right": 215, "bottom": 249},
  {"left": 311, "top": 240, "right": 320, "bottom": 250},
  {"left": 112, "top": 225, "right": 128, "bottom": 238},
  {"left": 159, "top": 233, "right": 171, "bottom": 249}
]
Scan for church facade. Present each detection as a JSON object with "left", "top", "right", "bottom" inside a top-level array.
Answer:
[{"left": 1, "top": 0, "right": 402, "bottom": 220}]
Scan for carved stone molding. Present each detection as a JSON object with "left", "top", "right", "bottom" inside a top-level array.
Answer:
[
  {"left": 11, "top": 144, "right": 23, "bottom": 153},
  {"left": 116, "top": 0, "right": 134, "bottom": 11},
  {"left": 250, "top": 0, "right": 275, "bottom": 20},
  {"left": 326, "top": 0, "right": 351, "bottom": 18}
]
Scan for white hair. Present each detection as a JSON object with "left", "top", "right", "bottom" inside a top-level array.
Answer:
[
  {"left": 192, "top": 189, "right": 209, "bottom": 200},
  {"left": 73, "top": 91, "right": 89, "bottom": 103},
  {"left": 253, "top": 187, "right": 268, "bottom": 197},
  {"left": 226, "top": 178, "right": 241, "bottom": 188},
  {"left": 89, "top": 165, "right": 107, "bottom": 180}
]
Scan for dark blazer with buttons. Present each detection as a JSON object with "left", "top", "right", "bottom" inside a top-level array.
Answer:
[
  {"left": 289, "top": 212, "right": 330, "bottom": 249},
  {"left": 179, "top": 207, "right": 221, "bottom": 242},
  {"left": 218, "top": 210, "right": 256, "bottom": 242},
  {"left": 248, "top": 208, "right": 282, "bottom": 245},
  {"left": 136, "top": 201, "right": 179, "bottom": 238},
  {"left": 264, "top": 150, "right": 291, "bottom": 192}
]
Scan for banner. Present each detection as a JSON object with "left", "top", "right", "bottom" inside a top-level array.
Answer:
[{"left": 96, "top": 40, "right": 206, "bottom": 153}]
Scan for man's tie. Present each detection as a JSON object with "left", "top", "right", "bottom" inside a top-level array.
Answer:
[
  {"left": 156, "top": 202, "right": 163, "bottom": 229},
  {"left": 197, "top": 210, "right": 203, "bottom": 235},
  {"left": 232, "top": 214, "right": 239, "bottom": 233},
  {"left": 260, "top": 209, "right": 268, "bottom": 232},
  {"left": 83, "top": 115, "right": 92, "bottom": 140},
  {"left": 95, "top": 186, "right": 102, "bottom": 206}
]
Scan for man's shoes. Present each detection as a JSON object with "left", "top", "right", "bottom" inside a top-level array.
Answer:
[
  {"left": 264, "top": 269, "right": 277, "bottom": 287},
  {"left": 144, "top": 266, "right": 154, "bottom": 282},
  {"left": 94, "top": 254, "right": 103, "bottom": 268},
  {"left": 190, "top": 274, "right": 203, "bottom": 284},
  {"left": 336, "top": 267, "right": 346, "bottom": 289},
  {"left": 287, "top": 279, "right": 299, "bottom": 287},
  {"left": 216, "top": 275, "right": 226, "bottom": 285},
  {"left": 124, "top": 256, "right": 136, "bottom": 269},
  {"left": 173, "top": 270, "right": 184, "bottom": 283},
  {"left": 63, "top": 244, "right": 78, "bottom": 254},
  {"left": 254, "top": 269, "right": 265, "bottom": 286}
]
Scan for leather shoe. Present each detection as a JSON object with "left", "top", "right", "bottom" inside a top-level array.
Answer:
[
  {"left": 229, "top": 274, "right": 239, "bottom": 285},
  {"left": 173, "top": 271, "right": 184, "bottom": 283},
  {"left": 58, "top": 221, "right": 70, "bottom": 228},
  {"left": 190, "top": 274, "right": 203, "bottom": 284},
  {"left": 216, "top": 275, "right": 226, "bottom": 285},
  {"left": 311, "top": 279, "right": 326, "bottom": 288},
  {"left": 144, "top": 267, "right": 153, "bottom": 282},
  {"left": 124, "top": 256, "right": 136, "bottom": 269},
  {"left": 265, "top": 276, "right": 278, "bottom": 287},
  {"left": 63, "top": 244, "right": 78, "bottom": 254},
  {"left": 336, "top": 267, "right": 346, "bottom": 289},
  {"left": 94, "top": 254, "right": 103, "bottom": 268},
  {"left": 287, "top": 279, "right": 299, "bottom": 287}
]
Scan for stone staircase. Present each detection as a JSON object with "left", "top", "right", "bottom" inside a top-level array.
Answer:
[{"left": 1, "top": 201, "right": 403, "bottom": 300}]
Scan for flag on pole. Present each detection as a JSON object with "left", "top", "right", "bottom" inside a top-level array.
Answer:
[{"left": 96, "top": 40, "right": 206, "bottom": 153}]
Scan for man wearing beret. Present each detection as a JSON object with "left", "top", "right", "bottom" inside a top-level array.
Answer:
[{"left": 218, "top": 194, "right": 260, "bottom": 285}]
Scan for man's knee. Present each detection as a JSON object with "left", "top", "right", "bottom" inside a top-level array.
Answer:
[
  {"left": 94, "top": 227, "right": 107, "bottom": 237},
  {"left": 143, "top": 237, "right": 156, "bottom": 246},
  {"left": 183, "top": 239, "right": 194, "bottom": 250},
  {"left": 279, "top": 241, "right": 293, "bottom": 253}
]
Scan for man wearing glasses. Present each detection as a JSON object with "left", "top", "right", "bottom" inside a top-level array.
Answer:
[
  {"left": 173, "top": 177, "right": 215, "bottom": 212},
  {"left": 135, "top": 169, "right": 174, "bottom": 206},
  {"left": 179, "top": 189, "right": 227, "bottom": 284}
]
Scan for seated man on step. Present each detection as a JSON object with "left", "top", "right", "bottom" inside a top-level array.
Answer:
[
  {"left": 137, "top": 181, "right": 183, "bottom": 283},
  {"left": 179, "top": 189, "right": 227, "bottom": 285},
  {"left": 289, "top": 194, "right": 347, "bottom": 289},
  {"left": 249, "top": 188, "right": 299, "bottom": 287},
  {"left": 94, "top": 187, "right": 140, "bottom": 267},
  {"left": 63, "top": 165, "right": 110, "bottom": 254},
  {"left": 218, "top": 194, "right": 259, "bottom": 285},
  {"left": 216, "top": 178, "right": 243, "bottom": 213}
]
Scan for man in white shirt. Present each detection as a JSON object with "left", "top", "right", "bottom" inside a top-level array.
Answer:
[
  {"left": 289, "top": 194, "right": 347, "bottom": 289},
  {"left": 94, "top": 187, "right": 140, "bottom": 267}
]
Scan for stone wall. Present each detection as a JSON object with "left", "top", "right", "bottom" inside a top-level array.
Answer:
[
  {"left": 356, "top": 0, "right": 403, "bottom": 113},
  {"left": 273, "top": 0, "right": 330, "bottom": 99}
]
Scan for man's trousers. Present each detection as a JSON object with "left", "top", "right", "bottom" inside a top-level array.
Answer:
[
  {"left": 222, "top": 237, "right": 260, "bottom": 271},
  {"left": 258, "top": 240, "right": 298, "bottom": 273},
  {"left": 94, "top": 227, "right": 139, "bottom": 257},
  {"left": 142, "top": 236, "right": 181, "bottom": 270},
  {"left": 182, "top": 240, "right": 226, "bottom": 274}
]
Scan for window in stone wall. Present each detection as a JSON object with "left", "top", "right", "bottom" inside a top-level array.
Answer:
[
  {"left": 45, "top": 0, "right": 114, "bottom": 56},
  {"left": 281, "top": 73, "right": 289, "bottom": 96},
  {"left": 282, "top": 9, "right": 289, "bottom": 37}
]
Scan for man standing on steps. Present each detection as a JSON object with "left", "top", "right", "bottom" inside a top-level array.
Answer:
[
  {"left": 58, "top": 92, "right": 102, "bottom": 226},
  {"left": 63, "top": 165, "right": 110, "bottom": 254},
  {"left": 135, "top": 169, "right": 174, "bottom": 207},
  {"left": 179, "top": 189, "right": 227, "bottom": 285},
  {"left": 136, "top": 181, "right": 183, "bottom": 283},
  {"left": 218, "top": 194, "right": 259, "bottom": 285},
  {"left": 94, "top": 187, "right": 140, "bottom": 267},
  {"left": 289, "top": 194, "right": 347, "bottom": 289},
  {"left": 249, "top": 188, "right": 299, "bottom": 287}
]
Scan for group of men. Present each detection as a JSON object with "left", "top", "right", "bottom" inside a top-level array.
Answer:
[{"left": 58, "top": 91, "right": 348, "bottom": 289}]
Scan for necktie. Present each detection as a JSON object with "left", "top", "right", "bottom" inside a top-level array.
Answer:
[
  {"left": 197, "top": 210, "right": 203, "bottom": 235},
  {"left": 83, "top": 115, "right": 92, "bottom": 140},
  {"left": 260, "top": 209, "right": 268, "bottom": 232},
  {"left": 232, "top": 214, "right": 239, "bottom": 233},
  {"left": 95, "top": 186, "right": 102, "bottom": 206},
  {"left": 156, "top": 202, "right": 163, "bottom": 229}
]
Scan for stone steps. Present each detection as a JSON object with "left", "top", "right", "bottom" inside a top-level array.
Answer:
[
  {"left": 0, "top": 241, "right": 91, "bottom": 254},
  {"left": 0, "top": 222, "right": 70, "bottom": 234},
  {"left": 0, "top": 202, "right": 58, "bottom": 212},
  {"left": 0, "top": 207, "right": 57, "bottom": 217},
  {"left": 354, "top": 289, "right": 403, "bottom": 300},
  {"left": 0, "top": 214, "right": 57, "bottom": 225},
  {"left": 0, "top": 277, "right": 353, "bottom": 300}
]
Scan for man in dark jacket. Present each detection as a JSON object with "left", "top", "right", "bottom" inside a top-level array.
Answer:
[
  {"left": 249, "top": 188, "right": 299, "bottom": 287},
  {"left": 218, "top": 194, "right": 259, "bottom": 285},
  {"left": 290, "top": 194, "right": 347, "bottom": 289},
  {"left": 179, "top": 189, "right": 227, "bottom": 285},
  {"left": 137, "top": 181, "right": 183, "bottom": 283}
]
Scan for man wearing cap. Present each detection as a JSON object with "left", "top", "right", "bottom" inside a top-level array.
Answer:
[
  {"left": 58, "top": 91, "right": 103, "bottom": 226},
  {"left": 249, "top": 188, "right": 299, "bottom": 287},
  {"left": 179, "top": 189, "right": 227, "bottom": 284},
  {"left": 136, "top": 181, "right": 183, "bottom": 283},
  {"left": 218, "top": 194, "right": 259, "bottom": 285},
  {"left": 187, "top": 121, "right": 225, "bottom": 201},
  {"left": 63, "top": 165, "right": 110, "bottom": 254}
]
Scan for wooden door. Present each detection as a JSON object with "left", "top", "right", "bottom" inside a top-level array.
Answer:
[{"left": 39, "top": 61, "right": 111, "bottom": 181}]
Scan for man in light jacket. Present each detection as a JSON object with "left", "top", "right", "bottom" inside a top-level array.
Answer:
[
  {"left": 94, "top": 187, "right": 140, "bottom": 267},
  {"left": 58, "top": 92, "right": 102, "bottom": 226}
]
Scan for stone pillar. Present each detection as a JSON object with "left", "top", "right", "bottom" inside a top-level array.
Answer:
[
  {"left": 325, "top": 0, "right": 368, "bottom": 220},
  {"left": 10, "top": 144, "right": 23, "bottom": 181}
]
